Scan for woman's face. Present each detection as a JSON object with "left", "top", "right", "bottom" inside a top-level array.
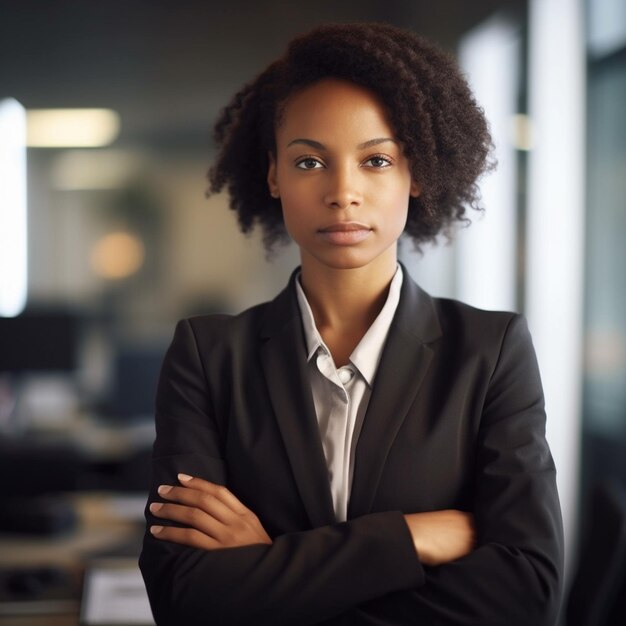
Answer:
[{"left": 267, "top": 78, "right": 419, "bottom": 274}]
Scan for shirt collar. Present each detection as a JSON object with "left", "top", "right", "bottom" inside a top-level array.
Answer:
[
  {"left": 295, "top": 265, "right": 403, "bottom": 386},
  {"left": 295, "top": 279, "right": 326, "bottom": 362}
]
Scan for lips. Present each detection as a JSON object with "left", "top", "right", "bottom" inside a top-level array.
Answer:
[{"left": 318, "top": 222, "right": 372, "bottom": 245}]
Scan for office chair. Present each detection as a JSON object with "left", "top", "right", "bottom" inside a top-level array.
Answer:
[{"left": 566, "top": 481, "right": 626, "bottom": 626}]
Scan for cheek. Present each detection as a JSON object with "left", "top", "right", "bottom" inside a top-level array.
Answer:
[
  {"left": 276, "top": 171, "right": 315, "bottom": 219},
  {"left": 275, "top": 164, "right": 307, "bottom": 204},
  {"left": 376, "top": 185, "right": 411, "bottom": 227},
  {"left": 279, "top": 196, "right": 311, "bottom": 241},
  {"left": 390, "top": 204, "right": 410, "bottom": 235}
]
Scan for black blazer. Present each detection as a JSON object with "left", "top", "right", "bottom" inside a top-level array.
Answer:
[{"left": 139, "top": 265, "right": 564, "bottom": 626}]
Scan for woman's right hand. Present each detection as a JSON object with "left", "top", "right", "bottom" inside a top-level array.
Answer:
[
  {"left": 403, "top": 510, "right": 476, "bottom": 566},
  {"left": 149, "top": 474, "right": 273, "bottom": 551}
]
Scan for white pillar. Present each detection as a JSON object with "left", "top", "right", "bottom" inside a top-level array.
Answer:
[
  {"left": 457, "top": 15, "right": 520, "bottom": 311},
  {"left": 526, "top": 0, "right": 586, "bottom": 579},
  {"left": 0, "top": 98, "right": 28, "bottom": 317}
]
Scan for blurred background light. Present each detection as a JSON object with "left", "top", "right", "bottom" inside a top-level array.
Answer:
[
  {"left": 27, "top": 108, "right": 120, "bottom": 148},
  {"left": 0, "top": 97, "right": 28, "bottom": 318},
  {"left": 511, "top": 113, "right": 534, "bottom": 151},
  {"left": 51, "top": 149, "right": 143, "bottom": 190},
  {"left": 586, "top": 328, "right": 626, "bottom": 375},
  {"left": 90, "top": 231, "right": 145, "bottom": 280}
]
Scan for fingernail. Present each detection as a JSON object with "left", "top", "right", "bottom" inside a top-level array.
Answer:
[
  {"left": 150, "top": 525, "right": 163, "bottom": 535},
  {"left": 158, "top": 485, "right": 172, "bottom": 495},
  {"left": 150, "top": 502, "right": 163, "bottom": 513},
  {"left": 178, "top": 473, "right": 193, "bottom": 482}
]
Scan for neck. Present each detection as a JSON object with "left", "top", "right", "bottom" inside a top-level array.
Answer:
[{"left": 299, "top": 251, "right": 398, "bottom": 334}]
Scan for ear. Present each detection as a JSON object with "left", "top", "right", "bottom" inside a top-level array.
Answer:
[
  {"left": 267, "top": 152, "right": 280, "bottom": 198},
  {"left": 410, "top": 180, "right": 421, "bottom": 198}
]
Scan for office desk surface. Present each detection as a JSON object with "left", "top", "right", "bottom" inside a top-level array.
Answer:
[{"left": 0, "top": 493, "right": 147, "bottom": 626}]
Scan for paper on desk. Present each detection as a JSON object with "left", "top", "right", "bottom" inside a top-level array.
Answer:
[{"left": 82, "top": 565, "right": 154, "bottom": 625}]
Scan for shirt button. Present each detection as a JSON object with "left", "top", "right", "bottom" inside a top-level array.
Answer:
[
  {"left": 316, "top": 353, "right": 331, "bottom": 374},
  {"left": 338, "top": 368, "right": 354, "bottom": 384}
]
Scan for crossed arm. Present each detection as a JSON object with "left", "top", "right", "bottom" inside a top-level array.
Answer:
[
  {"left": 149, "top": 473, "right": 475, "bottom": 566},
  {"left": 139, "top": 315, "right": 563, "bottom": 625}
]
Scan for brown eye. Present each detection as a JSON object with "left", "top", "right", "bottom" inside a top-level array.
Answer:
[
  {"left": 296, "top": 158, "right": 323, "bottom": 170},
  {"left": 363, "top": 155, "right": 392, "bottom": 168}
]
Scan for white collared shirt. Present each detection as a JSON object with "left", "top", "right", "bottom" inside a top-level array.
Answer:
[{"left": 295, "top": 265, "right": 403, "bottom": 521}]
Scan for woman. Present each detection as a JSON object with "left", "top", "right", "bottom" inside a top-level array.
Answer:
[{"left": 139, "top": 22, "right": 563, "bottom": 625}]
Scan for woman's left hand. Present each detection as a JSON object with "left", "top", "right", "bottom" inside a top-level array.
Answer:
[{"left": 149, "top": 474, "right": 273, "bottom": 550}]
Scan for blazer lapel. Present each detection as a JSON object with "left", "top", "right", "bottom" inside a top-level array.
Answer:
[
  {"left": 348, "top": 267, "right": 442, "bottom": 518},
  {"left": 260, "top": 270, "right": 336, "bottom": 529}
]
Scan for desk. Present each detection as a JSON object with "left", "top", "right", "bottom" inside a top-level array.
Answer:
[{"left": 0, "top": 493, "right": 150, "bottom": 626}]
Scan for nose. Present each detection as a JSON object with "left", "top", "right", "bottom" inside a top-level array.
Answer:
[{"left": 323, "top": 165, "right": 362, "bottom": 209}]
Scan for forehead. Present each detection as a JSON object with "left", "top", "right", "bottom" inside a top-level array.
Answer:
[{"left": 275, "top": 78, "right": 396, "bottom": 141}]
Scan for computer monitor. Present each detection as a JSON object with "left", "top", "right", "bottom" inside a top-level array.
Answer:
[
  {"left": 107, "top": 342, "right": 166, "bottom": 419},
  {"left": 0, "top": 309, "right": 79, "bottom": 373}
]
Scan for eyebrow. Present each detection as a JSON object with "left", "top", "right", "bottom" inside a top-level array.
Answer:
[{"left": 286, "top": 137, "right": 397, "bottom": 150}]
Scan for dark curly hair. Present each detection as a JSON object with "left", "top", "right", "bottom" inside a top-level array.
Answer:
[{"left": 208, "top": 22, "right": 494, "bottom": 251}]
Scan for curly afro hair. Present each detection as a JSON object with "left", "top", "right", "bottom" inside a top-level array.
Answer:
[{"left": 208, "top": 22, "right": 494, "bottom": 251}]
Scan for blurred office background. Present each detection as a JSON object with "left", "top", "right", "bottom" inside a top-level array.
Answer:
[{"left": 0, "top": 0, "right": 625, "bottom": 623}]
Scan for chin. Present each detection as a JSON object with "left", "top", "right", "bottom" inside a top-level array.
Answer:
[{"left": 310, "top": 248, "right": 389, "bottom": 271}]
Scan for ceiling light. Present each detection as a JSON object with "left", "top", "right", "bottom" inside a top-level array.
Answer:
[{"left": 27, "top": 108, "right": 120, "bottom": 148}]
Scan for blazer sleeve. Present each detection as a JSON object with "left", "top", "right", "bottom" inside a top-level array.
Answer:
[
  {"left": 139, "top": 318, "right": 425, "bottom": 626},
  {"left": 351, "top": 314, "right": 564, "bottom": 625}
]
